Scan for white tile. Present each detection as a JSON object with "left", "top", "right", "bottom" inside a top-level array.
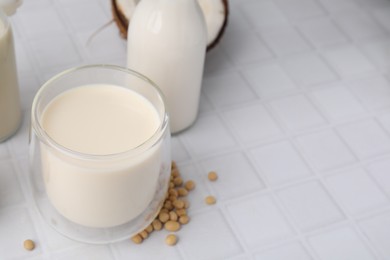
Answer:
[
  {"left": 14, "top": 42, "right": 33, "bottom": 75},
  {"left": 0, "top": 161, "right": 24, "bottom": 207},
  {"left": 29, "top": 34, "right": 81, "bottom": 70},
  {"left": 367, "top": 157, "right": 390, "bottom": 195},
  {"left": 251, "top": 141, "right": 312, "bottom": 185},
  {"left": 360, "top": 40, "right": 390, "bottom": 70},
  {"left": 372, "top": 7, "right": 390, "bottom": 32},
  {"left": 295, "top": 130, "right": 356, "bottom": 171},
  {"left": 298, "top": 18, "right": 348, "bottom": 47},
  {"left": 325, "top": 168, "right": 389, "bottom": 215},
  {"left": 226, "top": 255, "right": 251, "bottom": 260},
  {"left": 97, "top": 0, "right": 111, "bottom": 16},
  {"left": 17, "top": 6, "right": 65, "bottom": 39},
  {"left": 75, "top": 25, "right": 126, "bottom": 62},
  {"left": 204, "top": 47, "right": 234, "bottom": 75},
  {"left": 227, "top": 194, "right": 294, "bottom": 248},
  {"left": 310, "top": 83, "right": 367, "bottom": 121},
  {"left": 29, "top": 256, "right": 50, "bottom": 260},
  {"left": 226, "top": 6, "right": 252, "bottom": 32},
  {"left": 62, "top": 2, "right": 109, "bottom": 31},
  {"left": 240, "top": 1, "right": 288, "bottom": 28},
  {"left": 179, "top": 114, "right": 236, "bottom": 156},
  {"left": 260, "top": 26, "right": 311, "bottom": 56},
  {"left": 0, "top": 144, "right": 9, "bottom": 160},
  {"left": 275, "top": 0, "right": 326, "bottom": 20},
  {"left": 179, "top": 210, "right": 242, "bottom": 260},
  {"left": 277, "top": 181, "right": 344, "bottom": 230},
  {"left": 253, "top": 242, "right": 312, "bottom": 260},
  {"left": 359, "top": 0, "right": 390, "bottom": 8},
  {"left": 337, "top": 120, "right": 390, "bottom": 159},
  {"left": 221, "top": 29, "right": 273, "bottom": 65},
  {"left": 378, "top": 111, "right": 390, "bottom": 129},
  {"left": 347, "top": 76, "right": 390, "bottom": 111},
  {"left": 38, "top": 216, "right": 83, "bottom": 251},
  {"left": 223, "top": 103, "right": 282, "bottom": 144},
  {"left": 199, "top": 153, "right": 264, "bottom": 199},
  {"left": 198, "top": 92, "right": 213, "bottom": 115},
  {"left": 202, "top": 72, "right": 257, "bottom": 108},
  {"left": 56, "top": 0, "right": 98, "bottom": 5},
  {"left": 113, "top": 231, "right": 182, "bottom": 260},
  {"left": 243, "top": 62, "right": 298, "bottom": 99},
  {"left": 7, "top": 110, "right": 30, "bottom": 157},
  {"left": 269, "top": 95, "right": 327, "bottom": 131},
  {"left": 52, "top": 245, "right": 114, "bottom": 260},
  {"left": 308, "top": 226, "right": 376, "bottom": 260},
  {"left": 176, "top": 164, "right": 213, "bottom": 211},
  {"left": 282, "top": 53, "right": 338, "bottom": 87},
  {"left": 171, "top": 137, "right": 190, "bottom": 163},
  {"left": 40, "top": 65, "right": 86, "bottom": 86},
  {"left": 319, "top": 0, "right": 361, "bottom": 13},
  {"left": 20, "top": 0, "right": 52, "bottom": 7},
  {"left": 0, "top": 207, "right": 41, "bottom": 259},
  {"left": 19, "top": 75, "right": 40, "bottom": 110},
  {"left": 323, "top": 45, "right": 376, "bottom": 78},
  {"left": 335, "top": 10, "right": 386, "bottom": 40},
  {"left": 359, "top": 211, "right": 390, "bottom": 259}
]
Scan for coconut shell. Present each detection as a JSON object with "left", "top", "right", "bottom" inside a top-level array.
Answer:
[
  {"left": 111, "top": 0, "right": 229, "bottom": 52},
  {"left": 111, "top": 0, "right": 129, "bottom": 39}
]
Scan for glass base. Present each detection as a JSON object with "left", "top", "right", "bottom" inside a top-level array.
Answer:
[{"left": 29, "top": 164, "right": 170, "bottom": 244}]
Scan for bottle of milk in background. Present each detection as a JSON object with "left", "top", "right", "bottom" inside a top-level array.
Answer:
[
  {"left": 127, "top": 0, "right": 207, "bottom": 134},
  {"left": 0, "top": 0, "right": 22, "bottom": 142}
]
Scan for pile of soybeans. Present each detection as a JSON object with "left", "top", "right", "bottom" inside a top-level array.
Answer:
[{"left": 130, "top": 161, "right": 218, "bottom": 246}]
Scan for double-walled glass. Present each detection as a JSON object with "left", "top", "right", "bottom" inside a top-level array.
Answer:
[{"left": 29, "top": 65, "right": 171, "bottom": 244}]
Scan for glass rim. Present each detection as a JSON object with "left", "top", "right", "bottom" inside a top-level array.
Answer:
[{"left": 31, "top": 64, "right": 169, "bottom": 161}]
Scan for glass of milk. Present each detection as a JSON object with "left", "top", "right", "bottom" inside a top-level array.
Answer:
[{"left": 29, "top": 65, "right": 171, "bottom": 244}]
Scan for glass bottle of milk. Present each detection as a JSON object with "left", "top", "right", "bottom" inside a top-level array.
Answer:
[
  {"left": 0, "top": 1, "right": 22, "bottom": 142},
  {"left": 127, "top": 0, "right": 207, "bottom": 134}
]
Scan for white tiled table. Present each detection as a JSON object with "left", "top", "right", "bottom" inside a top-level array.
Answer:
[{"left": 2, "top": 0, "right": 390, "bottom": 259}]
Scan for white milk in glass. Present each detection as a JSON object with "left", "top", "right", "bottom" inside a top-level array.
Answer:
[
  {"left": 40, "top": 84, "right": 162, "bottom": 228},
  {"left": 0, "top": 13, "right": 21, "bottom": 142}
]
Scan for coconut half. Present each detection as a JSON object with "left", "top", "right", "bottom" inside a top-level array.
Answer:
[{"left": 111, "top": 0, "right": 229, "bottom": 51}]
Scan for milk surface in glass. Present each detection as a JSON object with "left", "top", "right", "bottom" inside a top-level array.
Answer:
[
  {"left": 0, "top": 14, "right": 21, "bottom": 142},
  {"left": 40, "top": 84, "right": 162, "bottom": 228}
]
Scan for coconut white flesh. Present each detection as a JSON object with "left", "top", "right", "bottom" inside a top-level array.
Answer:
[
  {"left": 115, "top": 0, "right": 226, "bottom": 46},
  {"left": 197, "top": 0, "right": 226, "bottom": 46}
]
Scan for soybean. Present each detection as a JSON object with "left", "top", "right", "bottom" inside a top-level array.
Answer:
[
  {"left": 205, "top": 195, "right": 216, "bottom": 205},
  {"left": 178, "top": 188, "right": 188, "bottom": 197},
  {"left": 184, "top": 180, "right": 196, "bottom": 191},
  {"left": 208, "top": 171, "right": 218, "bottom": 181},
  {"left": 173, "top": 199, "right": 185, "bottom": 209},
  {"left": 173, "top": 177, "right": 183, "bottom": 187},
  {"left": 169, "top": 211, "right": 178, "bottom": 221},
  {"left": 165, "top": 234, "right": 178, "bottom": 246},
  {"left": 152, "top": 219, "right": 163, "bottom": 231},
  {"left": 179, "top": 215, "right": 190, "bottom": 225},
  {"left": 131, "top": 161, "right": 199, "bottom": 246},
  {"left": 159, "top": 212, "right": 170, "bottom": 223},
  {"left": 139, "top": 230, "right": 149, "bottom": 239},
  {"left": 165, "top": 221, "right": 181, "bottom": 232},
  {"left": 131, "top": 234, "right": 143, "bottom": 244},
  {"left": 23, "top": 239, "right": 35, "bottom": 251}
]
